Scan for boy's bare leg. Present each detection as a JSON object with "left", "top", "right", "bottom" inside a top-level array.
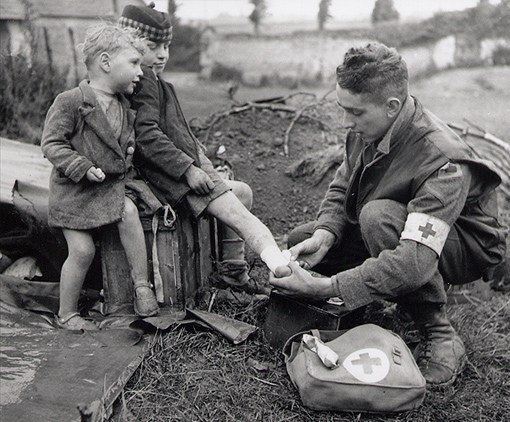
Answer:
[
  {"left": 59, "top": 229, "right": 96, "bottom": 318},
  {"left": 117, "top": 197, "right": 158, "bottom": 316},
  {"left": 117, "top": 198, "right": 148, "bottom": 282},
  {"left": 222, "top": 180, "right": 251, "bottom": 255},
  {"left": 206, "top": 191, "right": 290, "bottom": 276}
]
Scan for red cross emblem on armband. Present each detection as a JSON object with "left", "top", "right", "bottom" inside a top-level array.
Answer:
[{"left": 418, "top": 222, "right": 436, "bottom": 239}]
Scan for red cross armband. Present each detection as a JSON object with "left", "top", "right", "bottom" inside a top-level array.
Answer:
[{"left": 400, "top": 212, "right": 450, "bottom": 256}]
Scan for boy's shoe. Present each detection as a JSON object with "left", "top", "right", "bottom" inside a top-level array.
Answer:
[
  {"left": 133, "top": 281, "right": 159, "bottom": 317},
  {"left": 214, "top": 259, "right": 271, "bottom": 295},
  {"left": 55, "top": 312, "right": 99, "bottom": 331}
]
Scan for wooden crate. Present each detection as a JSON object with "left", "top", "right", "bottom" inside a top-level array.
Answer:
[{"left": 100, "top": 208, "right": 217, "bottom": 312}]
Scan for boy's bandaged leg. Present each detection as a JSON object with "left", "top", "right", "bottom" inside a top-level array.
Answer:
[{"left": 260, "top": 246, "right": 291, "bottom": 276}]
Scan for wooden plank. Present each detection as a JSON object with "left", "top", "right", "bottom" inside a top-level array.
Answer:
[
  {"left": 101, "top": 209, "right": 217, "bottom": 311},
  {"left": 100, "top": 227, "right": 133, "bottom": 306}
]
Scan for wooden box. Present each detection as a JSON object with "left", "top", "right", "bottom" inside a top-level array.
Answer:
[
  {"left": 263, "top": 291, "right": 365, "bottom": 349},
  {"left": 100, "top": 208, "right": 218, "bottom": 312}
]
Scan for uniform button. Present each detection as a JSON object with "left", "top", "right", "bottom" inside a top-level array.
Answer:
[{"left": 126, "top": 146, "right": 135, "bottom": 155}]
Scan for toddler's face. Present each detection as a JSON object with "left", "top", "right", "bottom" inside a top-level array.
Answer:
[
  {"left": 107, "top": 46, "right": 143, "bottom": 94},
  {"left": 142, "top": 40, "right": 170, "bottom": 75}
]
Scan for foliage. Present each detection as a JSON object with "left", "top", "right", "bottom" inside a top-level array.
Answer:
[
  {"left": 249, "top": 0, "right": 267, "bottom": 36},
  {"left": 0, "top": 54, "right": 69, "bottom": 144},
  {"left": 167, "top": 24, "right": 202, "bottom": 72},
  {"left": 371, "top": 0, "right": 400, "bottom": 25},
  {"left": 323, "top": 1, "right": 509, "bottom": 50},
  {"left": 492, "top": 45, "right": 510, "bottom": 65},
  {"left": 162, "top": 2, "right": 202, "bottom": 72},
  {"left": 318, "top": 0, "right": 332, "bottom": 31},
  {"left": 167, "top": 0, "right": 179, "bottom": 25},
  {"left": 209, "top": 63, "right": 243, "bottom": 82}
]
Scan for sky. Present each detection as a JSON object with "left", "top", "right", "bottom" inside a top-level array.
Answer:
[{"left": 152, "top": 0, "right": 501, "bottom": 22}]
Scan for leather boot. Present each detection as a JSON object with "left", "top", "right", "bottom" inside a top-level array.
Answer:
[
  {"left": 217, "top": 238, "right": 270, "bottom": 295},
  {"left": 404, "top": 303, "right": 466, "bottom": 388}
]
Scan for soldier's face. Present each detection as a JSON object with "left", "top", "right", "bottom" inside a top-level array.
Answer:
[{"left": 336, "top": 84, "right": 396, "bottom": 144}]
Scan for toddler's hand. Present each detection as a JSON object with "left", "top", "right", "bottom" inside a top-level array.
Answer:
[{"left": 86, "top": 167, "right": 105, "bottom": 182}]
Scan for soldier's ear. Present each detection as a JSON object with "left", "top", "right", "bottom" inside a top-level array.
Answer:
[
  {"left": 386, "top": 97, "right": 401, "bottom": 118},
  {"left": 98, "top": 52, "right": 111, "bottom": 72}
]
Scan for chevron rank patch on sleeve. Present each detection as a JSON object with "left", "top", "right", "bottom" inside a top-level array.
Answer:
[
  {"left": 438, "top": 162, "right": 462, "bottom": 178},
  {"left": 400, "top": 212, "right": 450, "bottom": 256}
]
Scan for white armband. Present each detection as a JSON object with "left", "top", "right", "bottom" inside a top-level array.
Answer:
[{"left": 400, "top": 212, "right": 450, "bottom": 256}]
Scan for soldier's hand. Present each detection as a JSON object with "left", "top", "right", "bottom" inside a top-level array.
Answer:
[
  {"left": 269, "top": 261, "right": 334, "bottom": 298},
  {"left": 289, "top": 229, "right": 335, "bottom": 270}
]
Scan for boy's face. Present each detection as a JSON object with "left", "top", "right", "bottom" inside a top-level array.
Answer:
[
  {"left": 106, "top": 46, "right": 143, "bottom": 94},
  {"left": 336, "top": 84, "right": 396, "bottom": 144},
  {"left": 142, "top": 40, "right": 170, "bottom": 75}
]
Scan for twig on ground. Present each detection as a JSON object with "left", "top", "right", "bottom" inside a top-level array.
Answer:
[{"left": 479, "top": 299, "right": 509, "bottom": 331}]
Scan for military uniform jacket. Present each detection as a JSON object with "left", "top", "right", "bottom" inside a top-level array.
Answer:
[
  {"left": 314, "top": 96, "right": 507, "bottom": 309},
  {"left": 41, "top": 80, "right": 159, "bottom": 229}
]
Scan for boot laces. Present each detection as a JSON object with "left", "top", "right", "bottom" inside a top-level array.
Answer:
[{"left": 418, "top": 325, "right": 433, "bottom": 361}]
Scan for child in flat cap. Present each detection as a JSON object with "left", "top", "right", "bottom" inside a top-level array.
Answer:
[
  {"left": 120, "top": 3, "right": 292, "bottom": 287},
  {"left": 41, "top": 22, "right": 162, "bottom": 329}
]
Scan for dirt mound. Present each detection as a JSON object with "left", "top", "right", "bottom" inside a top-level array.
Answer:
[{"left": 193, "top": 98, "right": 346, "bottom": 236}]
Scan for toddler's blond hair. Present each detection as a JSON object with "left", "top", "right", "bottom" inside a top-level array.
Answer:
[{"left": 81, "top": 22, "right": 146, "bottom": 69}]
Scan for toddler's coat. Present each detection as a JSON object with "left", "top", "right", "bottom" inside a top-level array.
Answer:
[{"left": 42, "top": 80, "right": 159, "bottom": 229}]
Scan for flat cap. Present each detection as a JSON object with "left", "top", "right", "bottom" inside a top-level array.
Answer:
[{"left": 119, "top": 2, "right": 173, "bottom": 43}]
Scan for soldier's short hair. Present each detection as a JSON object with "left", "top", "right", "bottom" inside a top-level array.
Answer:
[{"left": 336, "top": 42, "right": 409, "bottom": 104}]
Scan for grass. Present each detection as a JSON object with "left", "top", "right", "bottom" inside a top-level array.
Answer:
[{"left": 121, "top": 292, "right": 509, "bottom": 421}]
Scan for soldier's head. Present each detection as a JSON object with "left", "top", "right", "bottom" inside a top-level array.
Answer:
[{"left": 335, "top": 43, "right": 408, "bottom": 143}]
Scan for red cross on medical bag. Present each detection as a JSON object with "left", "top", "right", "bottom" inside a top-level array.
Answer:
[{"left": 283, "top": 324, "right": 426, "bottom": 413}]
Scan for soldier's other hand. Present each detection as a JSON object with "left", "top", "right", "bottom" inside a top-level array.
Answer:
[{"left": 269, "top": 261, "right": 333, "bottom": 298}]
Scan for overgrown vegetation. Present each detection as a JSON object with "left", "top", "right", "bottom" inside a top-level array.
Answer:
[
  {"left": 302, "top": 1, "right": 510, "bottom": 49},
  {"left": 371, "top": 0, "right": 400, "bottom": 25},
  {"left": 0, "top": 54, "right": 69, "bottom": 144},
  {"left": 165, "top": 0, "right": 201, "bottom": 72},
  {"left": 166, "top": 24, "right": 202, "bottom": 72}
]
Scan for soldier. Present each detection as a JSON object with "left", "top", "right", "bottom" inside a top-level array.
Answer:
[{"left": 270, "top": 42, "right": 506, "bottom": 388}]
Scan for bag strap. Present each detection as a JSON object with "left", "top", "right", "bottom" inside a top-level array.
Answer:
[
  {"left": 282, "top": 329, "right": 347, "bottom": 359},
  {"left": 310, "top": 329, "right": 322, "bottom": 340}
]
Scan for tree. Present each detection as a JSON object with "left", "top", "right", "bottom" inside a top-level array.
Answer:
[
  {"left": 168, "top": 0, "right": 179, "bottom": 25},
  {"left": 248, "top": 0, "right": 267, "bottom": 36},
  {"left": 371, "top": 0, "right": 399, "bottom": 25},
  {"left": 318, "top": 0, "right": 332, "bottom": 31}
]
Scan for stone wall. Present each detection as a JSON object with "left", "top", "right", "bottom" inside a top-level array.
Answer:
[{"left": 200, "top": 31, "right": 510, "bottom": 86}]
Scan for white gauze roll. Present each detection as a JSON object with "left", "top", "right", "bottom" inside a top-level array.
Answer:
[{"left": 260, "top": 246, "right": 291, "bottom": 274}]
